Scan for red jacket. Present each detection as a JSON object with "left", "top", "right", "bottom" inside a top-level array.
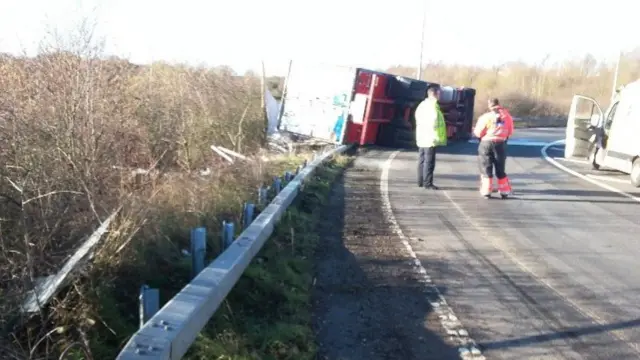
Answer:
[{"left": 474, "top": 105, "right": 514, "bottom": 141}]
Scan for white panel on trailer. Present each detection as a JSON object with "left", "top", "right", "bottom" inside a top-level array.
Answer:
[{"left": 279, "top": 61, "right": 358, "bottom": 144}]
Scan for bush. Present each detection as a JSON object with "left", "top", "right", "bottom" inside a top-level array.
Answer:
[
  {"left": 4, "top": 26, "right": 640, "bottom": 358},
  {"left": 387, "top": 50, "right": 640, "bottom": 119},
  {"left": 0, "top": 33, "right": 272, "bottom": 358}
]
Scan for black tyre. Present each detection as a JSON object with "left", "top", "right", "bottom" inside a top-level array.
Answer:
[{"left": 375, "top": 123, "right": 414, "bottom": 149}]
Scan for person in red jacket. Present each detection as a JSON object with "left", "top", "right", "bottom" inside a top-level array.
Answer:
[{"left": 473, "top": 98, "right": 514, "bottom": 198}]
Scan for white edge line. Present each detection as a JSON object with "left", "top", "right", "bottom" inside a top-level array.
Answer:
[
  {"left": 467, "top": 139, "right": 550, "bottom": 147},
  {"left": 541, "top": 140, "right": 640, "bottom": 203},
  {"left": 439, "top": 190, "right": 640, "bottom": 354},
  {"left": 438, "top": 141, "right": 640, "bottom": 352},
  {"left": 555, "top": 157, "right": 589, "bottom": 165},
  {"left": 380, "top": 150, "right": 485, "bottom": 359},
  {"left": 585, "top": 174, "right": 629, "bottom": 184}
]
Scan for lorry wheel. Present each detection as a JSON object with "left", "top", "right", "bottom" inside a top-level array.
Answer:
[
  {"left": 392, "top": 126, "right": 415, "bottom": 149},
  {"left": 631, "top": 158, "right": 640, "bottom": 187},
  {"left": 588, "top": 146, "right": 601, "bottom": 170},
  {"left": 375, "top": 123, "right": 395, "bottom": 147}
]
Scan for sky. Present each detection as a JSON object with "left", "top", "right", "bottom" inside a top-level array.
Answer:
[{"left": 0, "top": 0, "right": 636, "bottom": 76}]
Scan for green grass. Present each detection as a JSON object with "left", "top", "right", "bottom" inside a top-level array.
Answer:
[
  {"left": 35, "top": 152, "right": 346, "bottom": 360},
  {"left": 51, "top": 153, "right": 351, "bottom": 360},
  {"left": 182, "top": 154, "right": 352, "bottom": 360}
]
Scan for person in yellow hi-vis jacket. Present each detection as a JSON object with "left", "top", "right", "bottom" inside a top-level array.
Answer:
[
  {"left": 473, "top": 98, "right": 514, "bottom": 199},
  {"left": 415, "top": 85, "right": 448, "bottom": 190}
]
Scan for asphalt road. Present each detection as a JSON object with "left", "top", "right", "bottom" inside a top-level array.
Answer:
[{"left": 314, "top": 128, "right": 640, "bottom": 360}]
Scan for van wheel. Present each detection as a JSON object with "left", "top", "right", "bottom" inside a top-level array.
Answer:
[
  {"left": 631, "top": 159, "right": 640, "bottom": 187},
  {"left": 588, "top": 147, "right": 601, "bottom": 170}
]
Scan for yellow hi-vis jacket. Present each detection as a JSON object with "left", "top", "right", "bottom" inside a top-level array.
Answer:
[{"left": 415, "top": 98, "right": 447, "bottom": 148}]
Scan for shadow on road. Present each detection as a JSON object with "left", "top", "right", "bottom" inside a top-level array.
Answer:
[
  {"left": 385, "top": 154, "right": 640, "bottom": 358},
  {"left": 479, "top": 318, "right": 640, "bottom": 351},
  {"left": 369, "top": 140, "right": 548, "bottom": 160},
  {"left": 437, "top": 141, "right": 546, "bottom": 159},
  {"left": 312, "top": 152, "right": 462, "bottom": 360},
  {"left": 434, "top": 185, "right": 640, "bottom": 201},
  {"left": 432, "top": 173, "right": 640, "bottom": 199}
]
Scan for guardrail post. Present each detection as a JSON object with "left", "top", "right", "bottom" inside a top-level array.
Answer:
[
  {"left": 295, "top": 165, "right": 302, "bottom": 175},
  {"left": 303, "top": 159, "right": 308, "bottom": 167},
  {"left": 284, "top": 171, "right": 293, "bottom": 182},
  {"left": 273, "top": 176, "right": 282, "bottom": 193},
  {"left": 221, "top": 221, "right": 235, "bottom": 251},
  {"left": 258, "top": 185, "right": 268, "bottom": 206},
  {"left": 139, "top": 285, "right": 159, "bottom": 328},
  {"left": 190, "top": 227, "right": 207, "bottom": 278},
  {"left": 243, "top": 202, "right": 255, "bottom": 230},
  {"left": 114, "top": 145, "right": 351, "bottom": 360}
]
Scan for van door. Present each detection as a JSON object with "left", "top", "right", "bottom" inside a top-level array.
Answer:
[
  {"left": 564, "top": 95, "right": 603, "bottom": 159},
  {"left": 588, "top": 101, "right": 619, "bottom": 169},
  {"left": 603, "top": 97, "right": 635, "bottom": 173}
]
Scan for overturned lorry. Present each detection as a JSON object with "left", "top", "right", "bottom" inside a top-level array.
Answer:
[{"left": 275, "top": 61, "right": 476, "bottom": 148}]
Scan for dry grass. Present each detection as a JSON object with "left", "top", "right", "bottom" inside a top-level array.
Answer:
[
  {"left": 387, "top": 50, "right": 640, "bottom": 119},
  {"left": 0, "top": 30, "right": 288, "bottom": 359},
  {"left": 181, "top": 155, "right": 351, "bottom": 360},
  {"left": 2, "top": 25, "right": 639, "bottom": 358}
]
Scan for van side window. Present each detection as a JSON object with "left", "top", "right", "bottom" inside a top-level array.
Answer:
[{"left": 605, "top": 102, "right": 619, "bottom": 130}]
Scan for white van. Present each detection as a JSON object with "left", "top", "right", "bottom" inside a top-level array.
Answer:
[{"left": 564, "top": 79, "right": 640, "bottom": 187}]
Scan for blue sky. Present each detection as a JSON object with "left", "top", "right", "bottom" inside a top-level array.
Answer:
[{"left": 0, "top": 0, "right": 636, "bottom": 76}]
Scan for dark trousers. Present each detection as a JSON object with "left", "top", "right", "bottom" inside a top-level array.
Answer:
[
  {"left": 504, "top": 139, "right": 508, "bottom": 167},
  {"left": 478, "top": 140, "right": 507, "bottom": 179},
  {"left": 418, "top": 146, "right": 436, "bottom": 186}
]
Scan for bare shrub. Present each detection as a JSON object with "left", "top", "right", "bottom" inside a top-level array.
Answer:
[
  {"left": 0, "top": 23, "right": 273, "bottom": 358},
  {"left": 498, "top": 92, "right": 562, "bottom": 118},
  {"left": 4, "top": 22, "right": 640, "bottom": 358},
  {"left": 387, "top": 51, "right": 640, "bottom": 118}
]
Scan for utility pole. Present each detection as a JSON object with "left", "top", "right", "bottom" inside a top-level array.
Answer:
[
  {"left": 416, "top": 0, "right": 427, "bottom": 80},
  {"left": 611, "top": 50, "right": 622, "bottom": 99}
]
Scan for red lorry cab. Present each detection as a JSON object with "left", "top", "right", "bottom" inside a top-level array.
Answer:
[{"left": 342, "top": 69, "right": 476, "bottom": 148}]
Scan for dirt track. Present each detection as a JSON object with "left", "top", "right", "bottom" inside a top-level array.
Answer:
[{"left": 312, "top": 149, "right": 461, "bottom": 360}]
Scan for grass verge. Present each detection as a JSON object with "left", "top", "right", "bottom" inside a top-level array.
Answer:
[
  {"left": 28, "top": 153, "right": 316, "bottom": 360},
  {"left": 181, "top": 154, "right": 352, "bottom": 360}
]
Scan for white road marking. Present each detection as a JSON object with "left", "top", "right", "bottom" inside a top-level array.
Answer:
[
  {"left": 510, "top": 140, "right": 551, "bottom": 146},
  {"left": 380, "top": 151, "right": 484, "bottom": 359},
  {"left": 427, "top": 139, "right": 640, "bottom": 353},
  {"left": 530, "top": 128, "right": 565, "bottom": 131},
  {"left": 541, "top": 139, "right": 640, "bottom": 204},
  {"left": 554, "top": 157, "right": 589, "bottom": 165},
  {"left": 441, "top": 188, "right": 640, "bottom": 354},
  {"left": 468, "top": 139, "right": 549, "bottom": 146},
  {"left": 586, "top": 174, "right": 629, "bottom": 184}
]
